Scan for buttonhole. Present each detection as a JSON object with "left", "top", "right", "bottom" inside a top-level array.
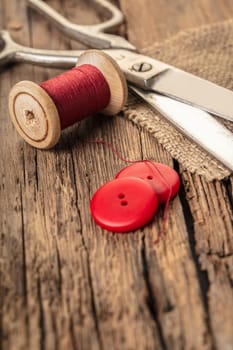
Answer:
[
  {"left": 121, "top": 200, "right": 128, "bottom": 206},
  {"left": 118, "top": 193, "right": 125, "bottom": 199},
  {"left": 147, "top": 175, "right": 153, "bottom": 180}
]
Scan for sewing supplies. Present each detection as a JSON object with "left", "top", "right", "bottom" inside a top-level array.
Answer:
[
  {"left": 90, "top": 161, "right": 180, "bottom": 233},
  {"left": 115, "top": 161, "right": 180, "bottom": 204},
  {"left": 8, "top": 50, "right": 127, "bottom": 148},
  {"left": 91, "top": 177, "right": 159, "bottom": 233},
  {"left": 2, "top": 0, "right": 233, "bottom": 169},
  {"left": 4, "top": 1, "right": 184, "bottom": 235}
]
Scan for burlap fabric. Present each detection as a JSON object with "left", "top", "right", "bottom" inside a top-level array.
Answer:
[{"left": 124, "top": 19, "right": 233, "bottom": 181}]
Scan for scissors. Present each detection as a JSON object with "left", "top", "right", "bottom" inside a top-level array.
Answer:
[{"left": 1, "top": 0, "right": 233, "bottom": 171}]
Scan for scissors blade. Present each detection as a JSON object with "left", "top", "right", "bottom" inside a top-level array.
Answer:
[
  {"left": 108, "top": 50, "right": 233, "bottom": 122},
  {"left": 131, "top": 86, "right": 233, "bottom": 171},
  {"left": 148, "top": 68, "right": 233, "bottom": 123}
]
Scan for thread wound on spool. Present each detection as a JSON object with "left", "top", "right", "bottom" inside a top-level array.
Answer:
[
  {"left": 8, "top": 50, "right": 128, "bottom": 149},
  {"left": 40, "top": 64, "right": 111, "bottom": 129}
]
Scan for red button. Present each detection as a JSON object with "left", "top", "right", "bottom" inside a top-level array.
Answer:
[
  {"left": 115, "top": 162, "right": 180, "bottom": 204},
  {"left": 90, "top": 177, "right": 159, "bottom": 232}
]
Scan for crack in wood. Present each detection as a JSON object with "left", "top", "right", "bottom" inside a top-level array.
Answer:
[
  {"left": 51, "top": 310, "right": 59, "bottom": 350},
  {"left": 0, "top": 292, "right": 3, "bottom": 350},
  {"left": 69, "top": 316, "right": 78, "bottom": 350},
  {"left": 37, "top": 277, "right": 46, "bottom": 350},
  {"left": 174, "top": 160, "right": 216, "bottom": 349},
  {"left": 34, "top": 150, "right": 39, "bottom": 192},
  {"left": 55, "top": 243, "right": 62, "bottom": 297},
  {"left": 70, "top": 149, "right": 103, "bottom": 350},
  {"left": 224, "top": 178, "right": 233, "bottom": 214},
  {"left": 21, "top": 146, "right": 26, "bottom": 187},
  {"left": 19, "top": 183, "right": 30, "bottom": 345},
  {"left": 141, "top": 234, "right": 167, "bottom": 350},
  {"left": 85, "top": 254, "right": 103, "bottom": 350}
]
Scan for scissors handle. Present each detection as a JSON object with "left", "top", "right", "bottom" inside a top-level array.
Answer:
[
  {"left": 0, "top": 30, "right": 82, "bottom": 69},
  {"left": 28, "top": 0, "right": 135, "bottom": 51},
  {"left": 0, "top": 30, "right": 169, "bottom": 83},
  {"left": 14, "top": 51, "right": 79, "bottom": 69}
]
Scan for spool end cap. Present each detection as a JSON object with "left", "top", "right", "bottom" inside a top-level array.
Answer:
[
  {"left": 8, "top": 81, "right": 61, "bottom": 149},
  {"left": 77, "top": 50, "right": 128, "bottom": 115}
]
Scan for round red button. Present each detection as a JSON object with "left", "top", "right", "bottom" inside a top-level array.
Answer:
[
  {"left": 115, "top": 161, "right": 180, "bottom": 204},
  {"left": 90, "top": 177, "right": 159, "bottom": 232}
]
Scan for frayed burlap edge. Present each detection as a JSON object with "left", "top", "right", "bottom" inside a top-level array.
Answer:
[{"left": 124, "top": 19, "right": 233, "bottom": 181}]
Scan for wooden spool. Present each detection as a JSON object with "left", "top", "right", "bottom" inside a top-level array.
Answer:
[{"left": 8, "top": 50, "right": 128, "bottom": 149}]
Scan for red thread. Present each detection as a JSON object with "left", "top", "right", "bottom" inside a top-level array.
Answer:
[{"left": 40, "top": 64, "right": 111, "bottom": 129}]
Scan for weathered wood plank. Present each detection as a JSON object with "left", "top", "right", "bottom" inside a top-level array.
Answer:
[
  {"left": 121, "top": 0, "right": 233, "bottom": 349},
  {"left": 0, "top": 0, "right": 232, "bottom": 349},
  {"left": 1, "top": 1, "right": 101, "bottom": 349}
]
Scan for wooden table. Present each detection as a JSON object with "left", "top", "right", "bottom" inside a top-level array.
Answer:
[{"left": 0, "top": 1, "right": 233, "bottom": 349}]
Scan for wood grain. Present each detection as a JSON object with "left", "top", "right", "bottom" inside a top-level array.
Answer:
[{"left": 0, "top": 0, "right": 233, "bottom": 349}]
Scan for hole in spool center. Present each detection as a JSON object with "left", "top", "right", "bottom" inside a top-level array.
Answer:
[{"left": 24, "top": 109, "right": 37, "bottom": 126}]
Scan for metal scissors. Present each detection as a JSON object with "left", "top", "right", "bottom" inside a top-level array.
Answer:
[{"left": 1, "top": 0, "right": 233, "bottom": 171}]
